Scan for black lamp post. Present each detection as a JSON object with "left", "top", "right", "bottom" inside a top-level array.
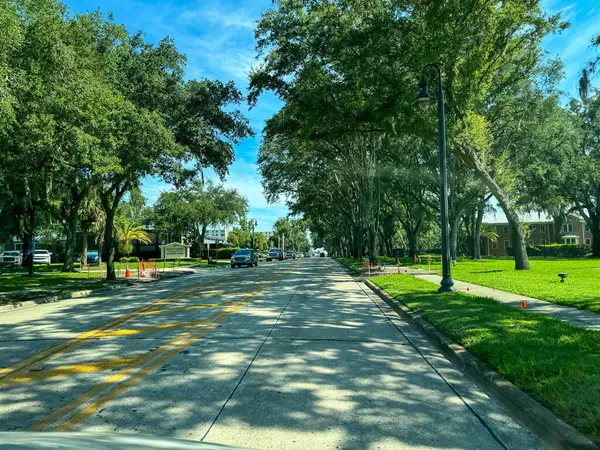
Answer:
[
  {"left": 250, "top": 219, "right": 257, "bottom": 249},
  {"left": 417, "top": 64, "right": 456, "bottom": 293}
]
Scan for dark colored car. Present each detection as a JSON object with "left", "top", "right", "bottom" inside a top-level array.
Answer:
[
  {"left": 230, "top": 249, "right": 258, "bottom": 268},
  {"left": 86, "top": 250, "right": 100, "bottom": 265},
  {"left": 266, "top": 248, "right": 284, "bottom": 261}
]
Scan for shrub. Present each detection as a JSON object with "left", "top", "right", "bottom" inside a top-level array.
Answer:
[
  {"left": 509, "top": 244, "right": 589, "bottom": 258},
  {"left": 202, "top": 247, "right": 240, "bottom": 259},
  {"left": 537, "top": 244, "right": 589, "bottom": 258},
  {"left": 150, "top": 258, "right": 204, "bottom": 263},
  {"left": 119, "top": 256, "right": 139, "bottom": 263}
]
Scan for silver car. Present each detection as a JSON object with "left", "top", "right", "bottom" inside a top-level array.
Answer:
[
  {"left": 33, "top": 249, "right": 52, "bottom": 265},
  {"left": 0, "top": 251, "right": 22, "bottom": 266}
]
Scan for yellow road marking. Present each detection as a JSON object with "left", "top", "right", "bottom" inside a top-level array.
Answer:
[
  {"left": 29, "top": 265, "right": 296, "bottom": 432},
  {"left": 0, "top": 273, "right": 239, "bottom": 380},
  {"left": 139, "top": 301, "right": 235, "bottom": 316},
  {"left": 0, "top": 356, "right": 144, "bottom": 387},
  {"left": 94, "top": 319, "right": 223, "bottom": 337},
  {"left": 54, "top": 287, "right": 268, "bottom": 432},
  {"left": 27, "top": 308, "right": 228, "bottom": 432}
]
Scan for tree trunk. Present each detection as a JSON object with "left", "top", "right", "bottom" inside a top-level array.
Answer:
[
  {"left": 508, "top": 217, "right": 529, "bottom": 269},
  {"left": 590, "top": 215, "right": 600, "bottom": 257},
  {"left": 104, "top": 208, "right": 116, "bottom": 280},
  {"left": 404, "top": 225, "right": 418, "bottom": 258},
  {"left": 82, "top": 230, "right": 89, "bottom": 266},
  {"left": 96, "top": 233, "right": 103, "bottom": 264},
  {"left": 21, "top": 207, "right": 35, "bottom": 275},
  {"left": 368, "top": 227, "right": 377, "bottom": 265},
  {"left": 592, "top": 232, "right": 600, "bottom": 257},
  {"left": 553, "top": 214, "right": 565, "bottom": 243},
  {"left": 449, "top": 215, "right": 460, "bottom": 262},
  {"left": 472, "top": 202, "right": 484, "bottom": 260},
  {"left": 469, "top": 151, "right": 529, "bottom": 270},
  {"left": 61, "top": 201, "right": 81, "bottom": 272}
]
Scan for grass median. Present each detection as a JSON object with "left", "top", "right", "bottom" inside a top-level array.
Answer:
[{"left": 371, "top": 274, "right": 600, "bottom": 441}]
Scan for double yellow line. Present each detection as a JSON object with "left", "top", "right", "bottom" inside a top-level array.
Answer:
[
  {"left": 0, "top": 274, "right": 240, "bottom": 382},
  {"left": 27, "top": 265, "right": 295, "bottom": 432}
]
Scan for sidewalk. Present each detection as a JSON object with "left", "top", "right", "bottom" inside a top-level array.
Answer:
[{"left": 382, "top": 266, "right": 600, "bottom": 331}]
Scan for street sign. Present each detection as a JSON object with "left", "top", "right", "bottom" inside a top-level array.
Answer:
[{"left": 159, "top": 242, "right": 191, "bottom": 260}]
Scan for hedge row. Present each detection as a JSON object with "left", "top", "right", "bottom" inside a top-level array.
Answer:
[
  {"left": 119, "top": 256, "right": 140, "bottom": 263},
  {"left": 202, "top": 247, "right": 240, "bottom": 259},
  {"left": 507, "top": 244, "right": 589, "bottom": 258}
]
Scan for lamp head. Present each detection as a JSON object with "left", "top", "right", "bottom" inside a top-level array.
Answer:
[{"left": 417, "top": 77, "right": 433, "bottom": 110}]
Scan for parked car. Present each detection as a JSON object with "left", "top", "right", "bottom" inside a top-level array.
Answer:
[
  {"left": 0, "top": 251, "right": 22, "bottom": 266},
  {"left": 231, "top": 249, "right": 258, "bottom": 268},
  {"left": 285, "top": 250, "right": 296, "bottom": 259},
  {"left": 266, "top": 248, "right": 284, "bottom": 261},
  {"left": 33, "top": 250, "right": 52, "bottom": 265},
  {"left": 86, "top": 250, "right": 100, "bottom": 265}
]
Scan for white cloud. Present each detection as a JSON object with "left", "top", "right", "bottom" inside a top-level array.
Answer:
[{"left": 177, "top": 4, "right": 257, "bottom": 29}]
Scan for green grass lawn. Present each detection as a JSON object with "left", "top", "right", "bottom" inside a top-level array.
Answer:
[
  {"left": 0, "top": 259, "right": 230, "bottom": 298},
  {"left": 0, "top": 271, "right": 98, "bottom": 293},
  {"left": 336, "top": 258, "right": 367, "bottom": 272},
  {"left": 410, "top": 258, "right": 600, "bottom": 313},
  {"left": 371, "top": 274, "right": 600, "bottom": 441}
]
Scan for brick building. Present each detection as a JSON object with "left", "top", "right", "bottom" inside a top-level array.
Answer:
[{"left": 483, "top": 214, "right": 592, "bottom": 257}]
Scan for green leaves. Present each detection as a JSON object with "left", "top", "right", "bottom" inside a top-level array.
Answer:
[{"left": 151, "top": 181, "right": 248, "bottom": 250}]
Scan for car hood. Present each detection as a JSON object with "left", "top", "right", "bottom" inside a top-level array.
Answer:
[{"left": 0, "top": 432, "right": 247, "bottom": 450}]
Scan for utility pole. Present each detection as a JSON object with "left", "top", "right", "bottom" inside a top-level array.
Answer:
[{"left": 250, "top": 219, "right": 257, "bottom": 249}]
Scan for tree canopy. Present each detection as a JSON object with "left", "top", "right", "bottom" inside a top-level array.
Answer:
[{"left": 0, "top": 0, "right": 252, "bottom": 278}]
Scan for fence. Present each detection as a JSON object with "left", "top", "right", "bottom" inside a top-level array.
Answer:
[{"left": 138, "top": 260, "right": 159, "bottom": 279}]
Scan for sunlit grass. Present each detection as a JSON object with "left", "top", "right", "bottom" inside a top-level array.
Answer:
[
  {"left": 371, "top": 274, "right": 600, "bottom": 440},
  {"left": 410, "top": 258, "right": 600, "bottom": 312}
]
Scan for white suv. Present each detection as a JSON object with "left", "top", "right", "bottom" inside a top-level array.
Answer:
[{"left": 33, "top": 250, "right": 52, "bottom": 265}]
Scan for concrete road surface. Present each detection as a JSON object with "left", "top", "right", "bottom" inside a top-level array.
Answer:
[{"left": 0, "top": 258, "right": 545, "bottom": 449}]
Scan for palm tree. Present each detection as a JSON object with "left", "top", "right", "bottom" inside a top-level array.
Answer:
[
  {"left": 481, "top": 224, "right": 499, "bottom": 256},
  {"left": 115, "top": 219, "right": 151, "bottom": 256}
]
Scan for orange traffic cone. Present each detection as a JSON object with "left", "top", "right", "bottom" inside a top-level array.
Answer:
[
  {"left": 520, "top": 300, "right": 527, "bottom": 309},
  {"left": 125, "top": 264, "right": 131, "bottom": 279}
]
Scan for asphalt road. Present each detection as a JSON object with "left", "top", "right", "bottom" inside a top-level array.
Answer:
[{"left": 0, "top": 258, "right": 545, "bottom": 449}]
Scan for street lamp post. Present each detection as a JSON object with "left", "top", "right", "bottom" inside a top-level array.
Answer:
[
  {"left": 250, "top": 219, "right": 257, "bottom": 249},
  {"left": 417, "top": 64, "right": 456, "bottom": 293}
]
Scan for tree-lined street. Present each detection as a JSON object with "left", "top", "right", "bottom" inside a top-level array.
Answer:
[{"left": 0, "top": 259, "right": 543, "bottom": 448}]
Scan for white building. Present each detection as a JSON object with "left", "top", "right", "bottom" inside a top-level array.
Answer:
[
  {"left": 262, "top": 231, "right": 275, "bottom": 241},
  {"left": 205, "top": 227, "right": 231, "bottom": 241}
]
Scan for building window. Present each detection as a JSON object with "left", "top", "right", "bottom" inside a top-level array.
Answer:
[
  {"left": 529, "top": 239, "right": 534, "bottom": 246},
  {"left": 503, "top": 226, "right": 509, "bottom": 234},
  {"left": 504, "top": 240, "right": 510, "bottom": 248},
  {"left": 492, "top": 241, "right": 498, "bottom": 249},
  {"left": 540, "top": 225, "right": 546, "bottom": 232},
  {"left": 586, "top": 238, "right": 591, "bottom": 246},
  {"left": 563, "top": 237, "right": 577, "bottom": 245},
  {"left": 563, "top": 224, "right": 573, "bottom": 232},
  {"left": 585, "top": 224, "right": 590, "bottom": 232},
  {"left": 540, "top": 239, "right": 547, "bottom": 245}
]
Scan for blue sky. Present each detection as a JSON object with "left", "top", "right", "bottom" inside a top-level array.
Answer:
[{"left": 64, "top": 0, "right": 599, "bottom": 231}]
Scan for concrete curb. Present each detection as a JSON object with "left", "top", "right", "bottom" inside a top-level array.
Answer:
[
  {"left": 364, "top": 279, "right": 598, "bottom": 450},
  {"left": 0, "top": 270, "right": 193, "bottom": 314}
]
